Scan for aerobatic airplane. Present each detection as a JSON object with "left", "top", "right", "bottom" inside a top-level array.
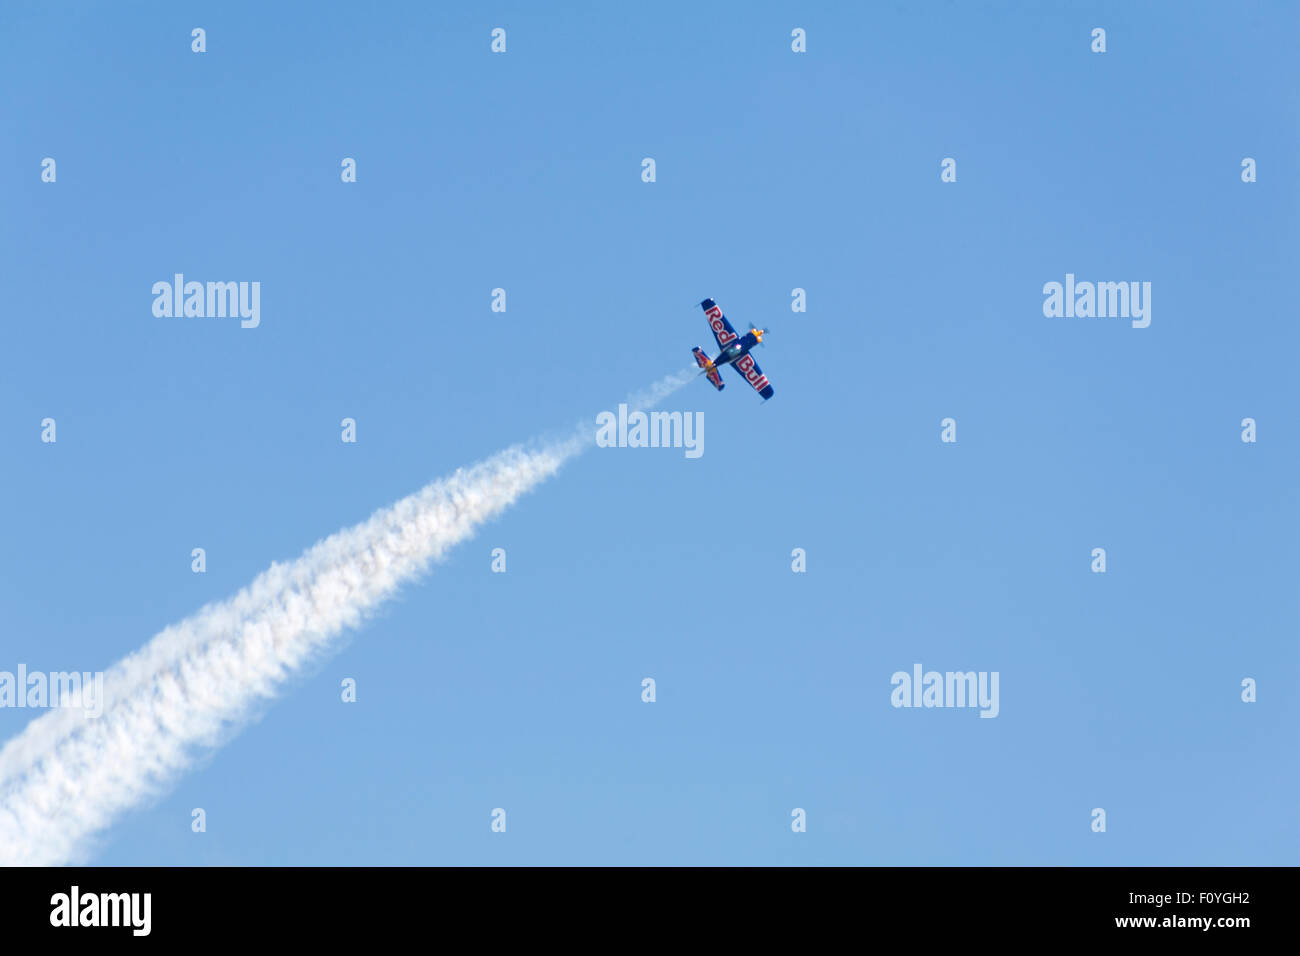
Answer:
[{"left": 692, "top": 298, "right": 775, "bottom": 400}]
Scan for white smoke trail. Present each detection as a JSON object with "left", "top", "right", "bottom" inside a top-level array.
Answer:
[
  {"left": 626, "top": 365, "right": 701, "bottom": 410},
  {"left": 0, "top": 369, "right": 696, "bottom": 866}
]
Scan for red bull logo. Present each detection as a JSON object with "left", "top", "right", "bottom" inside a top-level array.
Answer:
[
  {"left": 705, "top": 306, "right": 738, "bottom": 346},
  {"left": 735, "top": 354, "right": 769, "bottom": 391}
]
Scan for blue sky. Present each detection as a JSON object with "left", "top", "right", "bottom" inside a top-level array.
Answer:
[{"left": 2, "top": 1, "right": 1296, "bottom": 864}]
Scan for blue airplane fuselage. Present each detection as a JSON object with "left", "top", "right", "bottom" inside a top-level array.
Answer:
[{"left": 711, "top": 331, "right": 762, "bottom": 368}]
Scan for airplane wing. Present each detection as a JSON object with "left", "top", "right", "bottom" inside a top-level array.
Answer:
[
  {"left": 732, "top": 352, "right": 774, "bottom": 400},
  {"left": 700, "top": 298, "right": 740, "bottom": 349}
]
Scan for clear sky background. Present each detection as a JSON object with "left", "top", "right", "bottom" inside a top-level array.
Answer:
[{"left": 2, "top": 1, "right": 1296, "bottom": 865}]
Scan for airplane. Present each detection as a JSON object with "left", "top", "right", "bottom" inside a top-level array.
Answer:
[{"left": 692, "top": 298, "right": 775, "bottom": 400}]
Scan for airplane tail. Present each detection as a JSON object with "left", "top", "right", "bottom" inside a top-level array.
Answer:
[{"left": 692, "top": 347, "right": 725, "bottom": 391}]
